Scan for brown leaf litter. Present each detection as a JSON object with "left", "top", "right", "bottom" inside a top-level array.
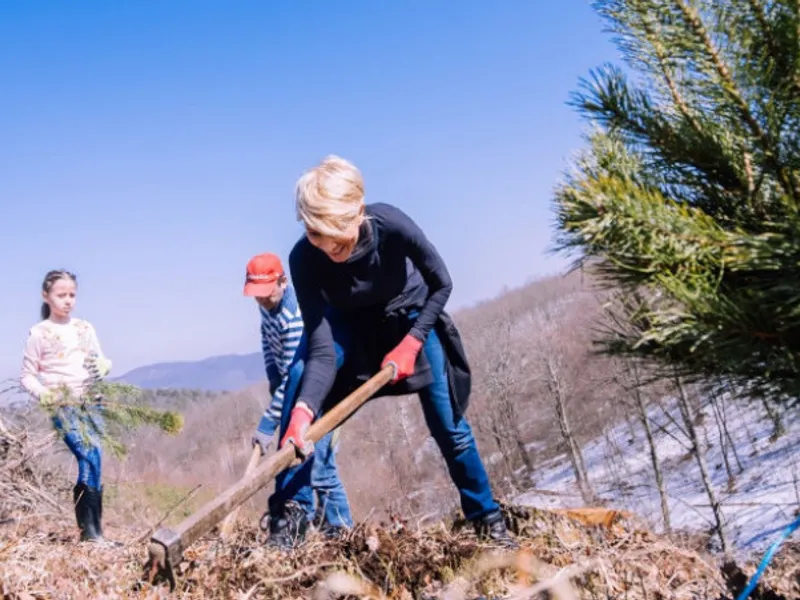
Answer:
[
  {"left": 2, "top": 414, "right": 799, "bottom": 599},
  {"left": 1, "top": 504, "right": 798, "bottom": 600}
]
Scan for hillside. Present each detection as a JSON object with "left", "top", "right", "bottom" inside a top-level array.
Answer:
[
  {"left": 514, "top": 392, "right": 800, "bottom": 557},
  {"left": 2, "top": 272, "right": 798, "bottom": 598},
  {"left": 2, "top": 379, "right": 798, "bottom": 599},
  {"left": 114, "top": 352, "right": 264, "bottom": 392}
]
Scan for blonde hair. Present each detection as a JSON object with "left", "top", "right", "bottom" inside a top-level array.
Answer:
[{"left": 295, "top": 155, "right": 366, "bottom": 238}]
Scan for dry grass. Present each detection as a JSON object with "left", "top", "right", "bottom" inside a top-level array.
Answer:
[
  {"left": 2, "top": 499, "right": 799, "bottom": 600},
  {"left": 3, "top": 413, "right": 799, "bottom": 600},
  {"left": 0, "top": 414, "right": 69, "bottom": 526}
]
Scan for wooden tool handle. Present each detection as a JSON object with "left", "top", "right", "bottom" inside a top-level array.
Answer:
[
  {"left": 304, "top": 364, "right": 394, "bottom": 444},
  {"left": 150, "top": 364, "right": 394, "bottom": 561}
]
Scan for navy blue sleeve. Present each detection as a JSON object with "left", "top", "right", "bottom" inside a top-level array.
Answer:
[
  {"left": 380, "top": 204, "right": 453, "bottom": 342},
  {"left": 260, "top": 320, "right": 282, "bottom": 395},
  {"left": 288, "top": 242, "right": 337, "bottom": 415}
]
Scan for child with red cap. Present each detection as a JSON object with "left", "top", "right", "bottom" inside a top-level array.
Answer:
[{"left": 243, "top": 252, "right": 353, "bottom": 540}]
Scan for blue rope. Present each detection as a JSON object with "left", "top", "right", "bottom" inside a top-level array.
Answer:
[{"left": 735, "top": 513, "right": 800, "bottom": 600}]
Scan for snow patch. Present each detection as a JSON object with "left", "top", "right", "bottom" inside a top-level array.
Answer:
[{"left": 514, "top": 396, "right": 799, "bottom": 557}]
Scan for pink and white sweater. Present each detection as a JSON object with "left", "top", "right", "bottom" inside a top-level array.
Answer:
[{"left": 20, "top": 318, "right": 111, "bottom": 400}]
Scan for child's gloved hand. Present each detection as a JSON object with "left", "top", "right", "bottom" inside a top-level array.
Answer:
[
  {"left": 95, "top": 356, "right": 112, "bottom": 377},
  {"left": 39, "top": 390, "right": 57, "bottom": 407},
  {"left": 252, "top": 414, "right": 277, "bottom": 456}
]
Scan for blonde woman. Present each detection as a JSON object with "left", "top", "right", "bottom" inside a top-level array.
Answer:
[{"left": 265, "top": 155, "right": 517, "bottom": 549}]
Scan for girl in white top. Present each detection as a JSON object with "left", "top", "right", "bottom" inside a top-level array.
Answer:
[{"left": 20, "top": 269, "right": 116, "bottom": 544}]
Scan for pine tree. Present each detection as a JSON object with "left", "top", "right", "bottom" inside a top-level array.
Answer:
[
  {"left": 38, "top": 380, "right": 183, "bottom": 457},
  {"left": 553, "top": 0, "right": 800, "bottom": 404}
]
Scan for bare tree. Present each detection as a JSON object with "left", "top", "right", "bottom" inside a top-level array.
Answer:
[
  {"left": 483, "top": 315, "right": 536, "bottom": 476},
  {"left": 712, "top": 384, "right": 744, "bottom": 474},
  {"left": 761, "top": 397, "right": 786, "bottom": 442},
  {"left": 717, "top": 379, "right": 779, "bottom": 449},
  {"left": 618, "top": 359, "right": 671, "bottom": 533},
  {"left": 709, "top": 390, "right": 743, "bottom": 491},
  {"left": 541, "top": 346, "right": 594, "bottom": 505},
  {"left": 600, "top": 424, "right": 628, "bottom": 495},
  {"left": 464, "top": 309, "right": 541, "bottom": 495},
  {"left": 674, "top": 376, "right": 729, "bottom": 554}
]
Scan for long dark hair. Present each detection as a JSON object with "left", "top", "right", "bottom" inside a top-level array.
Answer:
[{"left": 40, "top": 270, "right": 77, "bottom": 320}]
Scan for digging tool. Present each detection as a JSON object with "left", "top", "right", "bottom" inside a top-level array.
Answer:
[
  {"left": 218, "top": 444, "right": 261, "bottom": 539},
  {"left": 143, "top": 364, "right": 395, "bottom": 591}
]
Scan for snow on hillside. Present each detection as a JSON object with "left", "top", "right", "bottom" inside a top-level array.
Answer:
[{"left": 514, "top": 395, "right": 799, "bottom": 558}]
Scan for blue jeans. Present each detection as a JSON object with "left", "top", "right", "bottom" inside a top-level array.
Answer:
[
  {"left": 54, "top": 408, "right": 103, "bottom": 489},
  {"left": 268, "top": 344, "right": 353, "bottom": 529},
  {"left": 270, "top": 320, "right": 499, "bottom": 522}
]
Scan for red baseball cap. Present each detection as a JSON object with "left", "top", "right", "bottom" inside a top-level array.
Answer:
[{"left": 243, "top": 253, "right": 284, "bottom": 297}]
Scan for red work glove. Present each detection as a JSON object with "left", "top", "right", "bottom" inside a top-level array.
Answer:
[
  {"left": 280, "top": 404, "right": 315, "bottom": 457},
  {"left": 381, "top": 334, "right": 424, "bottom": 383}
]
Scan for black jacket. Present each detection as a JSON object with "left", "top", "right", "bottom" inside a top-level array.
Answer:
[
  {"left": 344, "top": 305, "right": 472, "bottom": 417},
  {"left": 289, "top": 202, "right": 472, "bottom": 416}
]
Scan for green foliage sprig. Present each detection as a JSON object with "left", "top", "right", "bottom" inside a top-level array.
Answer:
[
  {"left": 553, "top": 0, "right": 800, "bottom": 403},
  {"left": 41, "top": 381, "right": 184, "bottom": 458}
]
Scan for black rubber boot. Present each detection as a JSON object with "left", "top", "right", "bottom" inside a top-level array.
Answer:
[
  {"left": 473, "top": 509, "right": 519, "bottom": 549},
  {"left": 74, "top": 484, "right": 122, "bottom": 546},
  {"left": 95, "top": 486, "right": 105, "bottom": 537},
  {"left": 97, "top": 487, "right": 103, "bottom": 535},
  {"left": 73, "top": 484, "right": 101, "bottom": 542},
  {"left": 266, "top": 501, "right": 309, "bottom": 550},
  {"left": 95, "top": 487, "right": 122, "bottom": 547}
]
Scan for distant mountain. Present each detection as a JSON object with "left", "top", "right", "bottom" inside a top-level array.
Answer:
[{"left": 114, "top": 352, "right": 265, "bottom": 392}]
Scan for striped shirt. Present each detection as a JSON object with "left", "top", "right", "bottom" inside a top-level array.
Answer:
[{"left": 259, "top": 285, "right": 304, "bottom": 427}]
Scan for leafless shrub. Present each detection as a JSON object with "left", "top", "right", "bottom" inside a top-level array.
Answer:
[{"left": 0, "top": 410, "right": 69, "bottom": 524}]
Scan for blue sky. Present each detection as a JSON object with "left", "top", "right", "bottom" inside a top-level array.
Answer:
[{"left": 0, "top": 1, "right": 619, "bottom": 379}]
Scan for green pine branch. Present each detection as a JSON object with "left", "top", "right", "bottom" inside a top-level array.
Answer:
[
  {"left": 40, "top": 381, "right": 184, "bottom": 458},
  {"left": 554, "top": 0, "right": 800, "bottom": 404}
]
